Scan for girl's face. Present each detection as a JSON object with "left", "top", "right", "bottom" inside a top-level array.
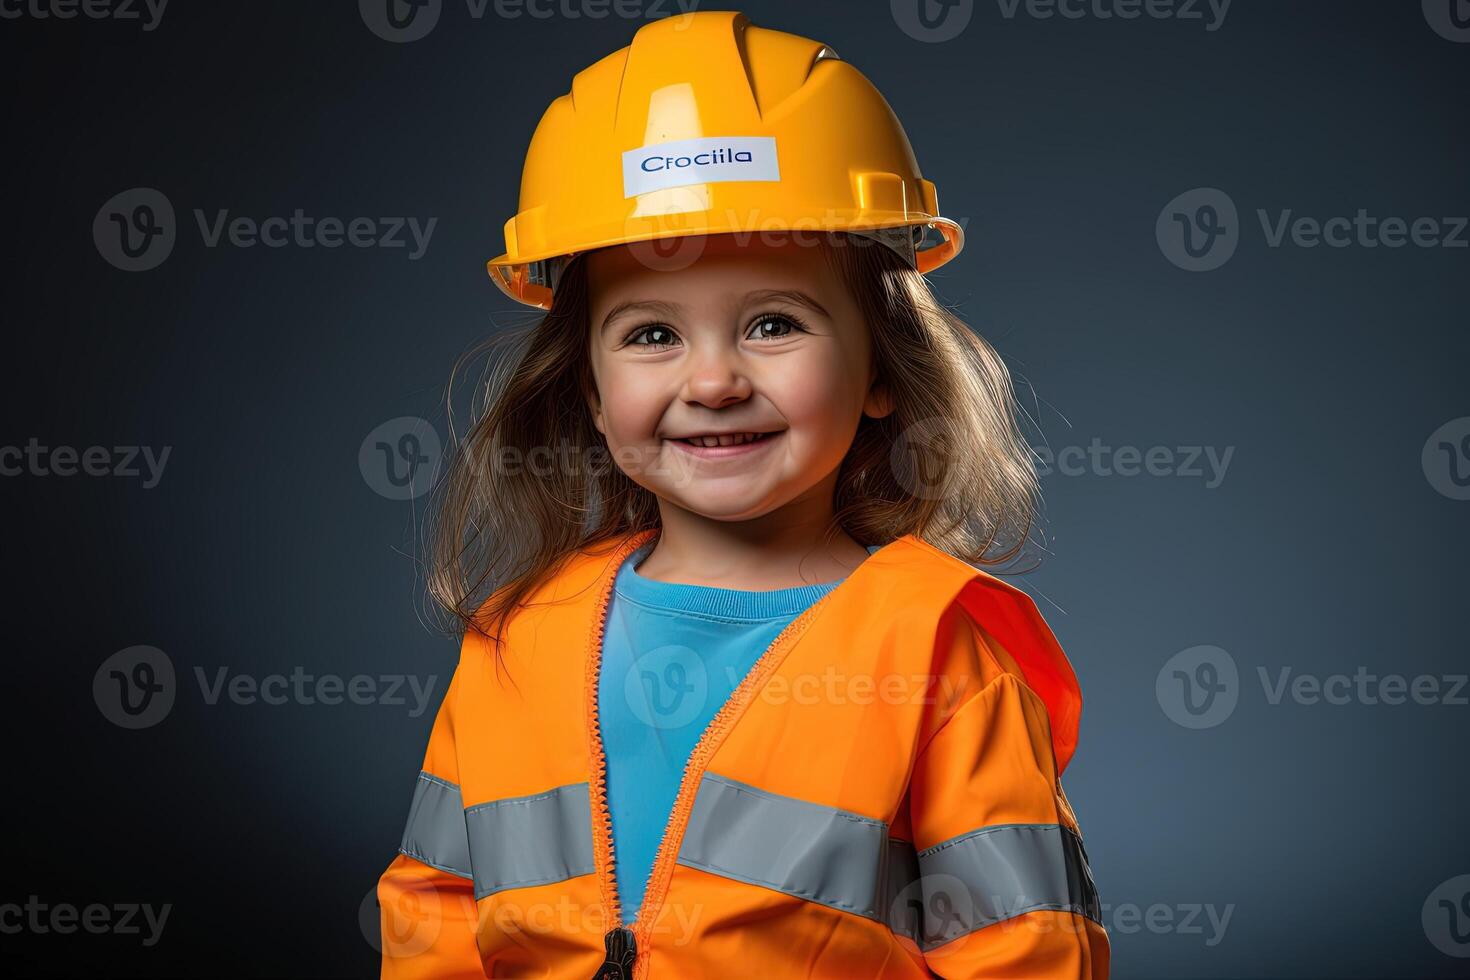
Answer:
[{"left": 585, "top": 233, "right": 892, "bottom": 522}]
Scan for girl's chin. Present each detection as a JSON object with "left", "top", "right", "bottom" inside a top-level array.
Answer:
[{"left": 652, "top": 489, "right": 787, "bottom": 523}]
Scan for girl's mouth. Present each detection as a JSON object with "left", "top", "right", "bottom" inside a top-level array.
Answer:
[{"left": 666, "top": 430, "right": 782, "bottom": 458}]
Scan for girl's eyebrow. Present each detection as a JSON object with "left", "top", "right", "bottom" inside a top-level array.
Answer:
[
  {"left": 743, "top": 289, "right": 830, "bottom": 319},
  {"left": 600, "top": 299, "right": 682, "bottom": 334},
  {"left": 599, "top": 289, "right": 831, "bottom": 335}
]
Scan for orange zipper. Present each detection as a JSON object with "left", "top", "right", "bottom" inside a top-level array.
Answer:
[
  {"left": 583, "top": 529, "right": 839, "bottom": 980},
  {"left": 585, "top": 531, "right": 655, "bottom": 940}
]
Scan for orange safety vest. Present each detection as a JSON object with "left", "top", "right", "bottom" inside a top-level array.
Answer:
[{"left": 378, "top": 529, "right": 1110, "bottom": 978}]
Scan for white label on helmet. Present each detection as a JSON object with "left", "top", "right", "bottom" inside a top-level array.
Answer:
[{"left": 622, "top": 136, "right": 780, "bottom": 199}]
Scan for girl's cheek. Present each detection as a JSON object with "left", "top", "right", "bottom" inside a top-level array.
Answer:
[
  {"left": 772, "top": 357, "right": 854, "bottom": 428},
  {"left": 600, "top": 377, "right": 665, "bottom": 446}
]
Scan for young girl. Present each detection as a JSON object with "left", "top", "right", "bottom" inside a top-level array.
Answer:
[{"left": 378, "top": 11, "right": 1108, "bottom": 979}]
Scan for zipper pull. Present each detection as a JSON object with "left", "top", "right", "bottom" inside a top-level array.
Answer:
[{"left": 591, "top": 925, "right": 637, "bottom": 980}]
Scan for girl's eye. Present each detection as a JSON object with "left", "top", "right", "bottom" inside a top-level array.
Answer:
[
  {"left": 748, "top": 313, "right": 806, "bottom": 341},
  {"left": 626, "top": 324, "right": 680, "bottom": 348},
  {"left": 623, "top": 313, "right": 806, "bottom": 348}
]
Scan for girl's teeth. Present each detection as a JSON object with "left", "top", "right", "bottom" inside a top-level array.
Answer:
[{"left": 683, "top": 432, "right": 764, "bottom": 447}]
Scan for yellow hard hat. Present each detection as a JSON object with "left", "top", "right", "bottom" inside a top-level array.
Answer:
[{"left": 486, "top": 10, "right": 964, "bottom": 309}]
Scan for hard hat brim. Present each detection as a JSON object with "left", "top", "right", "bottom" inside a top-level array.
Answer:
[{"left": 486, "top": 213, "right": 964, "bottom": 310}]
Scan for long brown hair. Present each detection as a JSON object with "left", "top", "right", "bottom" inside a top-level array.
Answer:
[{"left": 424, "top": 233, "right": 1040, "bottom": 660}]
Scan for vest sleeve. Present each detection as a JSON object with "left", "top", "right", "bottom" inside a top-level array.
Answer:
[
  {"left": 905, "top": 610, "right": 1111, "bottom": 978},
  {"left": 377, "top": 658, "right": 486, "bottom": 979}
]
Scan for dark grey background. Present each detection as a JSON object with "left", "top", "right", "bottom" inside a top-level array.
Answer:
[{"left": 2, "top": 1, "right": 1466, "bottom": 977}]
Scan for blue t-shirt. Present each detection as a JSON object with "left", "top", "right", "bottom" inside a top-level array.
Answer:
[{"left": 597, "top": 538, "right": 882, "bottom": 924}]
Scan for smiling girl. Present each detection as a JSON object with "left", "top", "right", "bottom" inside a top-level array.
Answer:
[{"left": 378, "top": 11, "right": 1108, "bottom": 980}]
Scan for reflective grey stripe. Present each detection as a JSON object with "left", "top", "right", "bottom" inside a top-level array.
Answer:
[
  {"left": 465, "top": 781, "right": 595, "bottom": 901},
  {"left": 673, "top": 773, "right": 1100, "bottom": 948},
  {"left": 883, "top": 837, "right": 923, "bottom": 942},
  {"left": 678, "top": 772, "right": 893, "bottom": 918},
  {"left": 914, "top": 823, "right": 1101, "bottom": 951},
  {"left": 399, "top": 771, "right": 472, "bottom": 880}
]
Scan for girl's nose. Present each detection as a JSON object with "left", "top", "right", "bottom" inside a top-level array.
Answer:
[{"left": 680, "top": 347, "right": 753, "bottom": 409}]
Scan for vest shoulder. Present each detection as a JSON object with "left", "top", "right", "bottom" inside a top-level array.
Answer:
[
  {"left": 889, "top": 537, "right": 1083, "bottom": 773},
  {"left": 880, "top": 534, "right": 1034, "bottom": 611}
]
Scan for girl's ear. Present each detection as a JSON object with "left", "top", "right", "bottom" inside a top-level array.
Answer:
[
  {"left": 863, "top": 369, "right": 895, "bottom": 420},
  {"left": 586, "top": 388, "right": 606, "bottom": 435}
]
